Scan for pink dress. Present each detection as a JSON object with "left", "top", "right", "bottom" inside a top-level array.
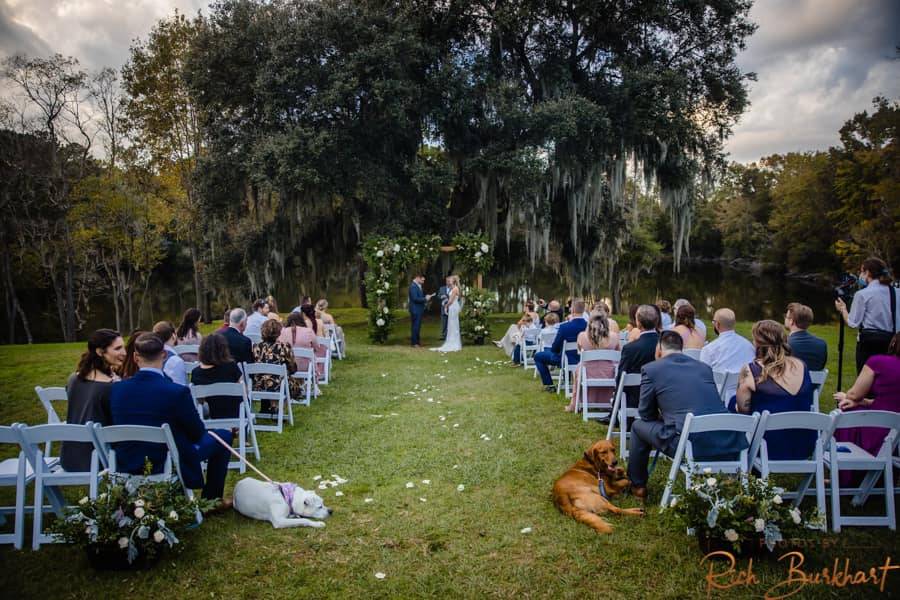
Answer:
[
  {"left": 569, "top": 336, "right": 620, "bottom": 411},
  {"left": 278, "top": 326, "right": 324, "bottom": 377}
]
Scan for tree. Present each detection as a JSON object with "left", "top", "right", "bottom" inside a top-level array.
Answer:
[
  {"left": 122, "top": 12, "right": 207, "bottom": 315},
  {"left": 2, "top": 54, "right": 95, "bottom": 341}
]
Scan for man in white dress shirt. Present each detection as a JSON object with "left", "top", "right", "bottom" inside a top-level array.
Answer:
[
  {"left": 699, "top": 308, "right": 755, "bottom": 402},
  {"left": 244, "top": 298, "right": 269, "bottom": 339}
]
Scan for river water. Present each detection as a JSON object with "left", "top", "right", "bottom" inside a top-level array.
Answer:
[{"left": 11, "top": 259, "right": 837, "bottom": 343}]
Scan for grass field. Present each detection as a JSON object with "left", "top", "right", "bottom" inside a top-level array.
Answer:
[{"left": 0, "top": 310, "right": 897, "bottom": 599}]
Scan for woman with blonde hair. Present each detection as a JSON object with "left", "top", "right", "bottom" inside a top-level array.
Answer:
[
  {"left": 567, "top": 313, "right": 619, "bottom": 412},
  {"left": 734, "top": 320, "right": 815, "bottom": 460},
  {"left": 265, "top": 296, "right": 281, "bottom": 321},
  {"left": 432, "top": 275, "right": 462, "bottom": 352},
  {"left": 315, "top": 298, "right": 344, "bottom": 346}
]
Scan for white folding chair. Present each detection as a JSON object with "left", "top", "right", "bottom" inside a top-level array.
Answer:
[
  {"left": 619, "top": 331, "right": 629, "bottom": 347},
  {"left": 534, "top": 330, "right": 558, "bottom": 379},
  {"left": 315, "top": 336, "right": 332, "bottom": 385},
  {"left": 184, "top": 361, "right": 200, "bottom": 379},
  {"left": 240, "top": 362, "right": 293, "bottom": 433},
  {"left": 557, "top": 341, "right": 580, "bottom": 397},
  {"left": 15, "top": 423, "right": 103, "bottom": 549},
  {"left": 324, "top": 324, "right": 344, "bottom": 360},
  {"left": 91, "top": 423, "right": 202, "bottom": 525},
  {"left": 577, "top": 349, "right": 620, "bottom": 421},
  {"left": 823, "top": 409, "right": 899, "bottom": 532},
  {"left": 173, "top": 344, "right": 199, "bottom": 360},
  {"left": 606, "top": 372, "right": 643, "bottom": 459},
  {"left": 660, "top": 412, "right": 760, "bottom": 508},
  {"left": 34, "top": 386, "right": 67, "bottom": 462},
  {"left": 683, "top": 349, "right": 702, "bottom": 360},
  {"left": 713, "top": 371, "right": 740, "bottom": 405},
  {"left": 291, "top": 347, "right": 316, "bottom": 405},
  {"left": 0, "top": 425, "right": 30, "bottom": 549},
  {"left": 748, "top": 411, "right": 832, "bottom": 528},
  {"left": 190, "top": 383, "right": 260, "bottom": 473},
  {"left": 519, "top": 328, "right": 540, "bottom": 371},
  {"left": 809, "top": 369, "right": 828, "bottom": 413}
]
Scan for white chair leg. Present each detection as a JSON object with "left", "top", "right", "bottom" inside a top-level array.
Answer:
[
  {"left": 853, "top": 469, "right": 882, "bottom": 506},
  {"left": 660, "top": 442, "right": 686, "bottom": 509},
  {"left": 815, "top": 460, "right": 827, "bottom": 530},
  {"left": 249, "top": 422, "right": 260, "bottom": 461},
  {"left": 885, "top": 463, "right": 896, "bottom": 531},
  {"left": 830, "top": 460, "right": 841, "bottom": 533},
  {"left": 14, "top": 452, "right": 26, "bottom": 550},
  {"left": 32, "top": 467, "right": 44, "bottom": 550}
]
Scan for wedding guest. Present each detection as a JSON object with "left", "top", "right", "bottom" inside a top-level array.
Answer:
[
  {"left": 616, "top": 305, "right": 659, "bottom": 410},
  {"left": 497, "top": 313, "right": 533, "bottom": 357},
  {"left": 252, "top": 319, "right": 301, "bottom": 409},
  {"left": 217, "top": 309, "right": 231, "bottom": 333},
  {"left": 700, "top": 308, "right": 755, "bottom": 401},
  {"left": 567, "top": 314, "right": 620, "bottom": 412},
  {"left": 627, "top": 331, "right": 748, "bottom": 501},
  {"left": 300, "top": 303, "right": 323, "bottom": 336},
  {"left": 59, "top": 329, "right": 125, "bottom": 472},
  {"left": 674, "top": 298, "right": 707, "bottom": 338},
  {"left": 153, "top": 321, "right": 188, "bottom": 386},
  {"left": 118, "top": 329, "right": 146, "bottom": 379},
  {"left": 291, "top": 295, "right": 312, "bottom": 314},
  {"left": 541, "top": 311, "right": 561, "bottom": 336},
  {"left": 540, "top": 299, "right": 564, "bottom": 326},
  {"left": 266, "top": 295, "right": 281, "bottom": 321},
  {"left": 524, "top": 300, "right": 540, "bottom": 324},
  {"left": 673, "top": 304, "right": 706, "bottom": 349},
  {"left": 625, "top": 304, "right": 641, "bottom": 343},
  {"left": 109, "top": 333, "right": 233, "bottom": 502},
  {"left": 657, "top": 299, "right": 673, "bottom": 329},
  {"left": 510, "top": 315, "right": 537, "bottom": 364},
  {"left": 176, "top": 307, "right": 203, "bottom": 362},
  {"left": 278, "top": 311, "right": 324, "bottom": 378},
  {"left": 244, "top": 298, "right": 269, "bottom": 339},
  {"left": 190, "top": 333, "right": 244, "bottom": 419},
  {"left": 222, "top": 308, "right": 253, "bottom": 365},
  {"left": 733, "top": 320, "right": 815, "bottom": 460},
  {"left": 316, "top": 298, "right": 344, "bottom": 342},
  {"left": 534, "top": 299, "right": 587, "bottom": 391},
  {"left": 784, "top": 303, "right": 827, "bottom": 371},
  {"left": 833, "top": 333, "right": 900, "bottom": 484},
  {"left": 834, "top": 257, "right": 898, "bottom": 372},
  {"left": 592, "top": 301, "right": 621, "bottom": 339}
]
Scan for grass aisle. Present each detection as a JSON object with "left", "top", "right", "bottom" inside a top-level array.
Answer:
[{"left": 0, "top": 310, "right": 895, "bottom": 599}]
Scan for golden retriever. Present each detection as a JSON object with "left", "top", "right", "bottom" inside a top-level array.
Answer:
[{"left": 552, "top": 439, "right": 644, "bottom": 533}]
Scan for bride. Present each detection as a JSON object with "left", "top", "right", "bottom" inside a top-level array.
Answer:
[{"left": 432, "top": 275, "right": 462, "bottom": 352}]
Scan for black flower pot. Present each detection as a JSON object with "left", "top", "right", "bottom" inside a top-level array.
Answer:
[
  {"left": 697, "top": 533, "right": 762, "bottom": 558},
  {"left": 85, "top": 544, "right": 161, "bottom": 571}
]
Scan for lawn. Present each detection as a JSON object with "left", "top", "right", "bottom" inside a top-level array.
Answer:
[{"left": 0, "top": 310, "right": 896, "bottom": 599}]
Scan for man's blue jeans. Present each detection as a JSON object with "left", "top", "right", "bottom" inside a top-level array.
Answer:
[{"left": 534, "top": 350, "right": 560, "bottom": 385}]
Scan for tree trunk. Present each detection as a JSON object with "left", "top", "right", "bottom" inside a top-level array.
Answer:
[
  {"left": 190, "top": 244, "right": 203, "bottom": 318},
  {"left": 64, "top": 254, "right": 77, "bottom": 342}
]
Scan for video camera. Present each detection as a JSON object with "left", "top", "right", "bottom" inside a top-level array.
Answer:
[{"left": 833, "top": 273, "right": 858, "bottom": 301}]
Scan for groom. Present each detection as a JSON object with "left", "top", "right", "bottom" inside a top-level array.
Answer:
[{"left": 408, "top": 274, "right": 433, "bottom": 347}]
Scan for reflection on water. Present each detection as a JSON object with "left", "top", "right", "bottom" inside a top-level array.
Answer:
[{"left": 8, "top": 259, "right": 836, "bottom": 343}]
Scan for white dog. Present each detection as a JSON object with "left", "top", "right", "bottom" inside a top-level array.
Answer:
[{"left": 233, "top": 478, "right": 332, "bottom": 529}]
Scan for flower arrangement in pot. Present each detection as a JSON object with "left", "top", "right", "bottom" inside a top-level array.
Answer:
[
  {"left": 49, "top": 467, "right": 214, "bottom": 570},
  {"left": 460, "top": 286, "right": 497, "bottom": 344},
  {"left": 667, "top": 470, "right": 824, "bottom": 557}
]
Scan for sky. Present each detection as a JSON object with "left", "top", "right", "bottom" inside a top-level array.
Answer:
[{"left": 1, "top": 0, "right": 898, "bottom": 164}]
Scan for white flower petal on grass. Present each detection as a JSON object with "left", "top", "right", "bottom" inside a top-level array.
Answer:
[
  {"left": 374, "top": 572, "right": 386, "bottom": 579},
  {"left": 439, "top": 416, "right": 446, "bottom": 421},
  {"left": 335, "top": 491, "right": 344, "bottom": 497},
  {"left": 318, "top": 483, "right": 327, "bottom": 490},
  {"left": 364, "top": 498, "right": 374, "bottom": 503},
  {"left": 381, "top": 373, "right": 387, "bottom": 378},
  {"left": 313, "top": 475, "right": 322, "bottom": 481},
  {"left": 457, "top": 484, "right": 465, "bottom": 492},
  {"left": 453, "top": 423, "right": 459, "bottom": 428},
  {"left": 406, "top": 482, "right": 415, "bottom": 488},
  {"left": 422, "top": 480, "right": 431, "bottom": 485},
  {"left": 419, "top": 497, "right": 427, "bottom": 503},
  {"left": 453, "top": 464, "right": 459, "bottom": 469},
  {"left": 520, "top": 527, "right": 532, "bottom": 534},
  {"left": 498, "top": 434, "right": 503, "bottom": 439}
]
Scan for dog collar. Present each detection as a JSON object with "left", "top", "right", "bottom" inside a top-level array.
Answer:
[
  {"left": 277, "top": 482, "right": 299, "bottom": 516},
  {"left": 598, "top": 478, "right": 609, "bottom": 500}
]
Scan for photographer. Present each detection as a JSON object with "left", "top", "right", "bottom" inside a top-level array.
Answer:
[{"left": 835, "top": 257, "right": 899, "bottom": 372}]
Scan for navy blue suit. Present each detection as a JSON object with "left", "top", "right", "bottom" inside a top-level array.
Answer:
[
  {"left": 534, "top": 317, "right": 587, "bottom": 385},
  {"left": 627, "top": 353, "right": 749, "bottom": 487},
  {"left": 408, "top": 282, "right": 427, "bottom": 345},
  {"left": 788, "top": 330, "right": 827, "bottom": 371},
  {"left": 617, "top": 331, "right": 659, "bottom": 408},
  {"left": 109, "top": 369, "right": 232, "bottom": 499},
  {"left": 222, "top": 326, "right": 253, "bottom": 365}
]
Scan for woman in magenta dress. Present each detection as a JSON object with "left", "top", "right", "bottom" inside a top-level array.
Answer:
[
  {"left": 833, "top": 333, "right": 900, "bottom": 484},
  {"left": 567, "top": 312, "right": 620, "bottom": 412}
]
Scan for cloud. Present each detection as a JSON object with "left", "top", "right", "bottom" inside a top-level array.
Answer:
[
  {"left": 725, "top": 0, "right": 900, "bottom": 163},
  {"left": 0, "top": 1, "right": 51, "bottom": 59}
]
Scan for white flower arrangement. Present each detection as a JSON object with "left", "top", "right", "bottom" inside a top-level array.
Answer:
[
  {"left": 723, "top": 529, "right": 739, "bottom": 542},
  {"left": 480, "top": 242, "right": 489, "bottom": 253},
  {"left": 382, "top": 307, "right": 389, "bottom": 314},
  {"left": 376, "top": 250, "right": 384, "bottom": 257},
  {"left": 376, "top": 318, "right": 386, "bottom": 327},
  {"left": 393, "top": 244, "right": 401, "bottom": 252}
]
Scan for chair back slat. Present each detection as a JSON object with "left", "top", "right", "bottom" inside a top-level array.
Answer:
[
  {"left": 292, "top": 347, "right": 315, "bottom": 360},
  {"left": 35, "top": 386, "right": 67, "bottom": 423},
  {"left": 190, "top": 382, "right": 245, "bottom": 400},
  {"left": 684, "top": 412, "right": 758, "bottom": 435},
  {"left": 173, "top": 344, "right": 199, "bottom": 357},
  {"left": 240, "top": 362, "right": 288, "bottom": 377},
  {"left": 684, "top": 349, "right": 702, "bottom": 360},
  {"left": 17, "top": 423, "right": 96, "bottom": 445},
  {"left": 580, "top": 349, "right": 621, "bottom": 363}
]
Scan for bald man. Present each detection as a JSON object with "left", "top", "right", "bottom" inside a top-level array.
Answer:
[{"left": 699, "top": 308, "right": 755, "bottom": 401}]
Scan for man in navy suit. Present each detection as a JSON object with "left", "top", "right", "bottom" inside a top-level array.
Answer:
[
  {"left": 616, "top": 305, "right": 660, "bottom": 409},
  {"left": 222, "top": 308, "right": 253, "bottom": 365},
  {"left": 408, "top": 274, "right": 433, "bottom": 347},
  {"left": 784, "top": 303, "right": 827, "bottom": 371},
  {"left": 627, "top": 331, "right": 749, "bottom": 500},
  {"left": 109, "top": 333, "right": 233, "bottom": 502},
  {"left": 533, "top": 299, "right": 587, "bottom": 391}
]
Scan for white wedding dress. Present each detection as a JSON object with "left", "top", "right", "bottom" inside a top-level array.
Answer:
[{"left": 432, "top": 292, "right": 462, "bottom": 352}]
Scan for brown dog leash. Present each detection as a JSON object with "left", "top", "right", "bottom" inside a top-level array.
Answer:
[{"left": 207, "top": 430, "right": 275, "bottom": 483}]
